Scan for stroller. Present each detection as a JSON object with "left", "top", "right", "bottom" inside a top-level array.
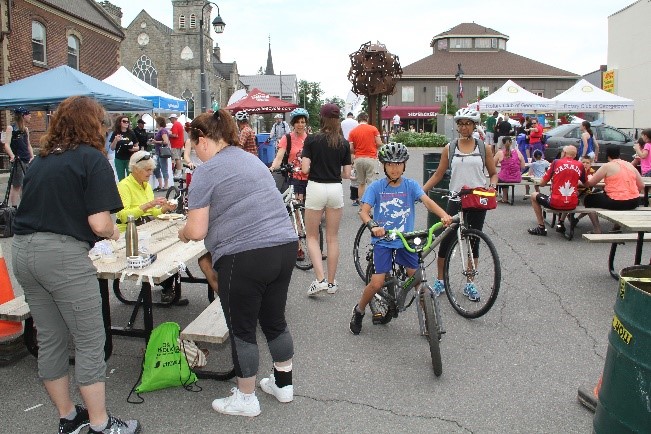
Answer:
[{"left": 0, "top": 159, "right": 26, "bottom": 237}]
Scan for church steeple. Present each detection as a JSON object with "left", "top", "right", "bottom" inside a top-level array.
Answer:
[{"left": 265, "top": 35, "right": 275, "bottom": 75}]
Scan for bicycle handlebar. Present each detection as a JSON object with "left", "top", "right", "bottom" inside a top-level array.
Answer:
[{"left": 386, "top": 215, "right": 461, "bottom": 253}]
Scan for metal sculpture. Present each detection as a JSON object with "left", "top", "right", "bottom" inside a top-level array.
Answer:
[{"left": 347, "top": 41, "right": 402, "bottom": 128}]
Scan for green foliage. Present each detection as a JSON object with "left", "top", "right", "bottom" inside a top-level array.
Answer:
[
  {"left": 298, "top": 80, "right": 325, "bottom": 130},
  {"left": 392, "top": 131, "right": 448, "bottom": 148},
  {"left": 438, "top": 93, "right": 458, "bottom": 115},
  {"left": 325, "top": 96, "right": 345, "bottom": 112}
]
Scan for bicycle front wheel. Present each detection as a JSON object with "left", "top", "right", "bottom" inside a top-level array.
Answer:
[
  {"left": 353, "top": 223, "right": 373, "bottom": 282},
  {"left": 444, "top": 228, "right": 500, "bottom": 319},
  {"left": 421, "top": 291, "right": 442, "bottom": 376}
]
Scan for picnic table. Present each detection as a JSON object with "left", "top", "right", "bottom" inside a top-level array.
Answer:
[{"left": 597, "top": 210, "right": 651, "bottom": 266}]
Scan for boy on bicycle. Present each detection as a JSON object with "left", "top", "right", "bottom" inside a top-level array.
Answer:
[{"left": 350, "top": 143, "right": 452, "bottom": 335}]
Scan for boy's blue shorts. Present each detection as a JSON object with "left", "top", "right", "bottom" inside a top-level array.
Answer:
[{"left": 372, "top": 244, "right": 418, "bottom": 274}]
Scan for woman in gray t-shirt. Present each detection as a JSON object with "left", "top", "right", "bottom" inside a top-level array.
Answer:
[{"left": 178, "top": 110, "right": 297, "bottom": 417}]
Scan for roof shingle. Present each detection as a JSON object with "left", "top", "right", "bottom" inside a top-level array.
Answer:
[{"left": 42, "top": 0, "right": 123, "bottom": 36}]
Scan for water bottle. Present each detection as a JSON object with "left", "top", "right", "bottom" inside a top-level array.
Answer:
[{"left": 125, "top": 215, "right": 139, "bottom": 258}]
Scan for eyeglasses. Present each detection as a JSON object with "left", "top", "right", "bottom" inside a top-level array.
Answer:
[
  {"left": 121, "top": 119, "right": 129, "bottom": 124},
  {"left": 185, "top": 121, "right": 205, "bottom": 138},
  {"left": 457, "top": 122, "right": 474, "bottom": 127},
  {"left": 136, "top": 153, "right": 152, "bottom": 163}
]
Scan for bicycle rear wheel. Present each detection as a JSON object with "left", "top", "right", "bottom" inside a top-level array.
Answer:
[
  {"left": 294, "top": 206, "right": 323, "bottom": 271},
  {"left": 421, "top": 290, "right": 442, "bottom": 376},
  {"left": 444, "top": 228, "right": 500, "bottom": 319},
  {"left": 353, "top": 223, "right": 373, "bottom": 282}
]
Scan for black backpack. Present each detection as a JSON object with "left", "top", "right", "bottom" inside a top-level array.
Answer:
[{"left": 448, "top": 137, "right": 486, "bottom": 171}]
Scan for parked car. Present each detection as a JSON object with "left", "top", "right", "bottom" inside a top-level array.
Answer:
[{"left": 542, "top": 124, "right": 634, "bottom": 162}]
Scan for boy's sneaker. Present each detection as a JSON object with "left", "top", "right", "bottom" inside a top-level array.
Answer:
[
  {"left": 327, "top": 281, "right": 338, "bottom": 294},
  {"left": 307, "top": 279, "right": 328, "bottom": 296},
  {"left": 432, "top": 279, "right": 445, "bottom": 297},
  {"left": 527, "top": 226, "right": 547, "bottom": 236},
  {"left": 59, "top": 405, "right": 89, "bottom": 434},
  {"left": 349, "top": 304, "right": 365, "bottom": 335},
  {"left": 87, "top": 416, "right": 141, "bottom": 434},
  {"left": 211, "top": 387, "right": 261, "bottom": 417},
  {"left": 260, "top": 373, "right": 294, "bottom": 403},
  {"left": 464, "top": 283, "right": 480, "bottom": 302}
]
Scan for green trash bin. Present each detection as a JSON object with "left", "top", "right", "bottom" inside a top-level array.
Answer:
[
  {"left": 593, "top": 265, "right": 651, "bottom": 433},
  {"left": 423, "top": 152, "right": 449, "bottom": 227}
]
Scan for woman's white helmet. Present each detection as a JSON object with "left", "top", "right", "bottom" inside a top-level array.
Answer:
[{"left": 454, "top": 107, "right": 480, "bottom": 124}]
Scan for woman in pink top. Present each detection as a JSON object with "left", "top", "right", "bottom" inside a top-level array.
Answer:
[
  {"left": 633, "top": 129, "right": 651, "bottom": 176},
  {"left": 581, "top": 145, "right": 643, "bottom": 233},
  {"left": 493, "top": 136, "right": 525, "bottom": 203}
]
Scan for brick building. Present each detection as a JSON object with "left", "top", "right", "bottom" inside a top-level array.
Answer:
[
  {"left": 114, "top": 0, "right": 243, "bottom": 119},
  {"left": 386, "top": 23, "right": 580, "bottom": 132},
  {"left": 0, "top": 0, "right": 124, "bottom": 168}
]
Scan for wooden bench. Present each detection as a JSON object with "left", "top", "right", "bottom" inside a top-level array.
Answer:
[
  {"left": 583, "top": 233, "right": 651, "bottom": 279},
  {"left": 180, "top": 299, "right": 233, "bottom": 380},
  {"left": 496, "top": 179, "right": 541, "bottom": 205},
  {"left": 542, "top": 206, "right": 650, "bottom": 241}
]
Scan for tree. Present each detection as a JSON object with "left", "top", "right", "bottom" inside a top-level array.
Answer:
[
  {"left": 438, "top": 93, "right": 458, "bottom": 115},
  {"left": 298, "top": 80, "right": 324, "bottom": 130},
  {"left": 325, "top": 96, "right": 345, "bottom": 114}
]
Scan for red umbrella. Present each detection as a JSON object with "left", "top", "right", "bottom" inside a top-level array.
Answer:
[{"left": 225, "top": 88, "right": 298, "bottom": 114}]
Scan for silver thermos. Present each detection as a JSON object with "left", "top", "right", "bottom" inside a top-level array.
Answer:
[{"left": 125, "top": 215, "right": 138, "bottom": 257}]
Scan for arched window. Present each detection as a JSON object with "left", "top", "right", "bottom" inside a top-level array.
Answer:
[
  {"left": 182, "top": 89, "right": 195, "bottom": 120},
  {"left": 67, "top": 35, "right": 79, "bottom": 69},
  {"left": 32, "top": 21, "right": 46, "bottom": 64},
  {"left": 189, "top": 14, "right": 197, "bottom": 29},
  {"left": 179, "top": 15, "right": 186, "bottom": 29},
  {"left": 132, "top": 55, "right": 158, "bottom": 87}
]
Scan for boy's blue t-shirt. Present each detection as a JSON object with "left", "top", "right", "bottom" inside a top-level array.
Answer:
[
  {"left": 361, "top": 177, "right": 425, "bottom": 249},
  {"left": 530, "top": 159, "right": 550, "bottom": 178}
]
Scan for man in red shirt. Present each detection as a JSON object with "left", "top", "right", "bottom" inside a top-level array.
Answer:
[
  {"left": 528, "top": 145, "right": 585, "bottom": 236},
  {"left": 348, "top": 112, "right": 382, "bottom": 205},
  {"left": 168, "top": 114, "right": 185, "bottom": 177}
]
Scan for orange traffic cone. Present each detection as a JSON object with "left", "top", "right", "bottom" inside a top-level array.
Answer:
[{"left": 0, "top": 244, "right": 23, "bottom": 339}]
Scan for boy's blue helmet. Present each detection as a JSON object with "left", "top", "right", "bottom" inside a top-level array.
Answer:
[{"left": 378, "top": 142, "right": 409, "bottom": 163}]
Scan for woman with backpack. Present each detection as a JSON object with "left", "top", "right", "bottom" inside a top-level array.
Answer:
[
  {"left": 423, "top": 107, "right": 498, "bottom": 302},
  {"left": 3, "top": 107, "right": 33, "bottom": 206}
]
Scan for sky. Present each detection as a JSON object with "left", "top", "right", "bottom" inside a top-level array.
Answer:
[{"left": 107, "top": 0, "right": 636, "bottom": 100}]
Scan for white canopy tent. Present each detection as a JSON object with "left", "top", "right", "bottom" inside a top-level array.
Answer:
[
  {"left": 552, "top": 79, "right": 634, "bottom": 112},
  {"left": 471, "top": 80, "right": 556, "bottom": 113},
  {"left": 103, "top": 67, "right": 186, "bottom": 113}
]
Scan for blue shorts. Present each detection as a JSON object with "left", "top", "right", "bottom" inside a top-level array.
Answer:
[{"left": 372, "top": 244, "right": 418, "bottom": 274}]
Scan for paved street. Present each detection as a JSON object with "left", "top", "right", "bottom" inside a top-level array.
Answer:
[{"left": 0, "top": 148, "right": 624, "bottom": 433}]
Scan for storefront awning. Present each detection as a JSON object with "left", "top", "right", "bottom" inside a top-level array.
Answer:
[{"left": 381, "top": 105, "right": 441, "bottom": 120}]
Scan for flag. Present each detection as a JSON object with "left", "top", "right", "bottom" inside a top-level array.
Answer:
[{"left": 459, "top": 80, "right": 464, "bottom": 99}]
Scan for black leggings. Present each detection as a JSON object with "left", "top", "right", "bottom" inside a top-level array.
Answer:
[
  {"left": 438, "top": 199, "right": 487, "bottom": 259},
  {"left": 215, "top": 241, "right": 297, "bottom": 378},
  {"left": 584, "top": 193, "right": 639, "bottom": 210}
]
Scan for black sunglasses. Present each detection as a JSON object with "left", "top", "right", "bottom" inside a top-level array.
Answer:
[{"left": 136, "top": 153, "right": 152, "bottom": 163}]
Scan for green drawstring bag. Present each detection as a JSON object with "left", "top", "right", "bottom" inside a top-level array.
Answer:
[{"left": 128, "top": 322, "right": 199, "bottom": 403}]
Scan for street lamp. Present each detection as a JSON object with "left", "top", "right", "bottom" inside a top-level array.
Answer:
[
  {"left": 199, "top": 2, "right": 225, "bottom": 113},
  {"left": 454, "top": 63, "right": 464, "bottom": 111}
]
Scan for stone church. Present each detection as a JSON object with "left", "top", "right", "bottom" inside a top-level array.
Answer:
[{"left": 100, "top": 0, "right": 243, "bottom": 118}]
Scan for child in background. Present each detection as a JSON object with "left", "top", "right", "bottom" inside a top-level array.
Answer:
[
  {"left": 524, "top": 149, "right": 550, "bottom": 199},
  {"left": 578, "top": 155, "right": 596, "bottom": 198},
  {"left": 633, "top": 129, "right": 651, "bottom": 176},
  {"left": 350, "top": 167, "right": 360, "bottom": 206}
]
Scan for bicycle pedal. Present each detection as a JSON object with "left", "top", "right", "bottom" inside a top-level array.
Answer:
[{"left": 371, "top": 314, "right": 384, "bottom": 325}]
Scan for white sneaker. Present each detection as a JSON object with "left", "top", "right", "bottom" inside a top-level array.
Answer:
[
  {"left": 327, "top": 281, "right": 338, "bottom": 294},
  {"left": 259, "top": 373, "right": 293, "bottom": 403},
  {"left": 307, "top": 279, "right": 328, "bottom": 296},
  {"left": 211, "top": 387, "right": 261, "bottom": 417}
]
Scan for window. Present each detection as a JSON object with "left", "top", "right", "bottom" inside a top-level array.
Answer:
[
  {"left": 189, "top": 14, "right": 197, "bottom": 29},
  {"left": 475, "top": 38, "right": 495, "bottom": 49},
  {"left": 67, "top": 35, "right": 79, "bottom": 69},
  {"left": 450, "top": 38, "right": 471, "bottom": 49},
  {"left": 179, "top": 15, "right": 186, "bottom": 29},
  {"left": 32, "top": 21, "right": 46, "bottom": 64},
  {"left": 566, "top": 128, "right": 582, "bottom": 139},
  {"left": 498, "top": 39, "right": 506, "bottom": 50},
  {"left": 182, "top": 89, "right": 195, "bottom": 119},
  {"left": 477, "top": 86, "right": 490, "bottom": 97},
  {"left": 437, "top": 39, "right": 448, "bottom": 51},
  {"left": 401, "top": 86, "right": 414, "bottom": 102},
  {"left": 132, "top": 55, "right": 158, "bottom": 87},
  {"left": 532, "top": 90, "right": 544, "bottom": 97},
  {"left": 434, "top": 85, "right": 448, "bottom": 102},
  {"left": 598, "top": 127, "right": 626, "bottom": 142}
]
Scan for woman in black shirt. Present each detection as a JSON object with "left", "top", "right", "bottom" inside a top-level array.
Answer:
[{"left": 110, "top": 116, "right": 139, "bottom": 181}]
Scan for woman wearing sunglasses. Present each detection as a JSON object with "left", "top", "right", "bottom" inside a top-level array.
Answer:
[
  {"left": 115, "top": 150, "right": 176, "bottom": 231},
  {"left": 110, "top": 116, "right": 139, "bottom": 180}
]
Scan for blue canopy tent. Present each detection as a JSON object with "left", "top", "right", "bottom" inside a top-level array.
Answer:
[
  {"left": 102, "top": 67, "right": 186, "bottom": 113},
  {"left": 0, "top": 65, "right": 153, "bottom": 112}
]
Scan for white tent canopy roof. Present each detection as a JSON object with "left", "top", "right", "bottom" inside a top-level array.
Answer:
[
  {"left": 472, "top": 80, "right": 556, "bottom": 112},
  {"left": 103, "top": 66, "right": 186, "bottom": 113},
  {"left": 551, "top": 79, "right": 634, "bottom": 112}
]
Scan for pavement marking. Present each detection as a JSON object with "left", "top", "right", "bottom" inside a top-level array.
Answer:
[{"left": 24, "top": 404, "right": 43, "bottom": 412}]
